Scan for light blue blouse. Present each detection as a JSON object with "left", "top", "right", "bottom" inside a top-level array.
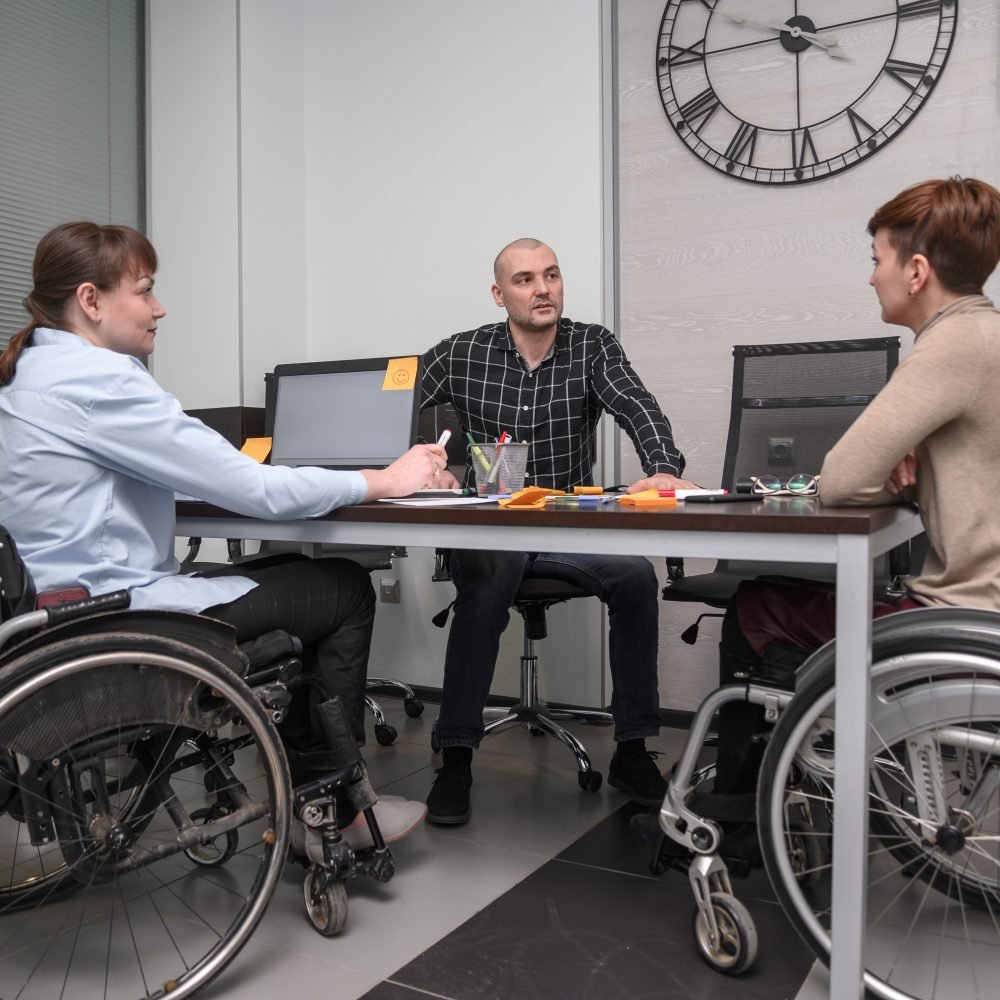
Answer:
[{"left": 0, "top": 328, "right": 368, "bottom": 612}]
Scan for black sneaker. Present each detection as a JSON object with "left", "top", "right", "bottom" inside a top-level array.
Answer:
[
  {"left": 426, "top": 761, "right": 473, "bottom": 825},
  {"left": 608, "top": 744, "right": 667, "bottom": 806}
]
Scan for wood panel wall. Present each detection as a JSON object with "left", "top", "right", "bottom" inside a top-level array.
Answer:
[{"left": 616, "top": 0, "right": 1000, "bottom": 710}]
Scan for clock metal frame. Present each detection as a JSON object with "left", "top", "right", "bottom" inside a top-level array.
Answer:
[{"left": 656, "top": 1, "right": 959, "bottom": 186}]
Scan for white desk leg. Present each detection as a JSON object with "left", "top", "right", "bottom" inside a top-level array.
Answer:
[{"left": 830, "top": 534, "right": 874, "bottom": 999}]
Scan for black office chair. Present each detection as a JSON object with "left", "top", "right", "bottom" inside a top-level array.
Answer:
[
  {"left": 662, "top": 337, "right": 912, "bottom": 642},
  {"left": 418, "top": 405, "right": 612, "bottom": 791}
]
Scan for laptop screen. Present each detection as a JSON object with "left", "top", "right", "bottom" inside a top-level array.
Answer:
[{"left": 269, "top": 357, "right": 422, "bottom": 470}]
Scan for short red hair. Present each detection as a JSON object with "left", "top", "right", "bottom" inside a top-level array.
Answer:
[{"left": 867, "top": 177, "right": 1000, "bottom": 295}]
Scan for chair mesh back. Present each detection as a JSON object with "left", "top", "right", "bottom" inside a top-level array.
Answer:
[
  {"left": 719, "top": 338, "right": 899, "bottom": 581},
  {"left": 723, "top": 338, "right": 899, "bottom": 489}
]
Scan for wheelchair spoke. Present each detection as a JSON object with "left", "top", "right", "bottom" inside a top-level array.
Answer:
[
  {"left": 757, "top": 630, "right": 1000, "bottom": 1000},
  {"left": 0, "top": 640, "right": 290, "bottom": 999}
]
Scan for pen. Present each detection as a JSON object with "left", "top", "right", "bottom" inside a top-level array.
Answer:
[
  {"left": 498, "top": 431, "right": 511, "bottom": 444},
  {"left": 437, "top": 429, "right": 452, "bottom": 447}
]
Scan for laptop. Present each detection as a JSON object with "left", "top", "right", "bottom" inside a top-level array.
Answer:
[{"left": 267, "top": 356, "right": 422, "bottom": 470}]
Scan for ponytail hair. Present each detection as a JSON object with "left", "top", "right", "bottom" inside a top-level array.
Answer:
[{"left": 0, "top": 221, "right": 157, "bottom": 386}]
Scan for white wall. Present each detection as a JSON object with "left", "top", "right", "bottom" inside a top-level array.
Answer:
[
  {"left": 148, "top": 0, "right": 608, "bottom": 705},
  {"left": 147, "top": 0, "right": 242, "bottom": 408}
]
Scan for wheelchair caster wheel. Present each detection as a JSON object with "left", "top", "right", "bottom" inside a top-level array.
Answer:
[
  {"left": 375, "top": 723, "right": 397, "bottom": 746},
  {"left": 404, "top": 697, "right": 424, "bottom": 718},
  {"left": 304, "top": 866, "right": 349, "bottom": 936},
  {"left": 185, "top": 806, "right": 239, "bottom": 867},
  {"left": 692, "top": 892, "right": 757, "bottom": 975},
  {"left": 578, "top": 770, "right": 602, "bottom": 792}
]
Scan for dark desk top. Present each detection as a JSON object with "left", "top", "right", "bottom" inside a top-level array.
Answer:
[{"left": 177, "top": 497, "right": 918, "bottom": 537}]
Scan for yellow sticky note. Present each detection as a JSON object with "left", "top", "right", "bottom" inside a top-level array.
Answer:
[
  {"left": 382, "top": 357, "right": 419, "bottom": 391},
  {"left": 241, "top": 437, "right": 272, "bottom": 463}
]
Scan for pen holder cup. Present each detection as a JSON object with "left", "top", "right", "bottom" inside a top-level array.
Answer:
[{"left": 470, "top": 442, "right": 529, "bottom": 497}]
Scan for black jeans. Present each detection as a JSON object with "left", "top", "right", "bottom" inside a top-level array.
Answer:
[
  {"left": 200, "top": 555, "right": 375, "bottom": 749},
  {"left": 437, "top": 549, "right": 662, "bottom": 748}
]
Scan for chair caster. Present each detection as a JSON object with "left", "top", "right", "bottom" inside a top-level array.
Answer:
[
  {"left": 691, "top": 891, "right": 757, "bottom": 975},
  {"left": 303, "top": 865, "right": 349, "bottom": 937},
  {"left": 578, "top": 769, "right": 603, "bottom": 792},
  {"left": 374, "top": 723, "right": 398, "bottom": 746},
  {"left": 404, "top": 696, "right": 424, "bottom": 718}
]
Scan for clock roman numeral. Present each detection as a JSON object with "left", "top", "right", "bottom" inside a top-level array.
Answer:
[
  {"left": 898, "top": 0, "right": 943, "bottom": 19},
  {"left": 885, "top": 58, "right": 930, "bottom": 90},
  {"left": 662, "top": 37, "right": 705, "bottom": 67},
  {"left": 792, "top": 128, "right": 819, "bottom": 171},
  {"left": 846, "top": 108, "right": 878, "bottom": 148},
  {"left": 724, "top": 122, "right": 757, "bottom": 167},
  {"left": 676, "top": 88, "right": 720, "bottom": 133}
]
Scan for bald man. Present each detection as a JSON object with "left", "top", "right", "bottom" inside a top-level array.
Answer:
[{"left": 420, "top": 238, "right": 695, "bottom": 825}]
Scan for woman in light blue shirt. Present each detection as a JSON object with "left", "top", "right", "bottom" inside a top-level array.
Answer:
[{"left": 0, "top": 221, "right": 446, "bottom": 845}]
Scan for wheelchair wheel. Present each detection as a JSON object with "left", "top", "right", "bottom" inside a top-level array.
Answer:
[
  {"left": 0, "top": 627, "right": 292, "bottom": 1000},
  {"left": 757, "top": 608, "right": 1000, "bottom": 1000},
  {"left": 691, "top": 892, "right": 757, "bottom": 974},
  {"left": 303, "top": 864, "right": 349, "bottom": 936}
]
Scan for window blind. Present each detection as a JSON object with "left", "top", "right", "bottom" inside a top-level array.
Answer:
[{"left": 0, "top": 0, "right": 144, "bottom": 349}]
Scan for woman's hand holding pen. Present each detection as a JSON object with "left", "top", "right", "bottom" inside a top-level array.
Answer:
[{"left": 361, "top": 443, "right": 450, "bottom": 501}]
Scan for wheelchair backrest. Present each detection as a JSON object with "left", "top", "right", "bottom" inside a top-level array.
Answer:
[{"left": 0, "top": 525, "right": 36, "bottom": 623}]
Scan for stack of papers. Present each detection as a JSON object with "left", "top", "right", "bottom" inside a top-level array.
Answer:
[{"left": 378, "top": 490, "right": 499, "bottom": 507}]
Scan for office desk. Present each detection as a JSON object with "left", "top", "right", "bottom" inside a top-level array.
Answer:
[{"left": 177, "top": 497, "right": 924, "bottom": 1000}]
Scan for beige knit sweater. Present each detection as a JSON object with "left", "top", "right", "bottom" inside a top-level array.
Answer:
[{"left": 820, "top": 295, "right": 1000, "bottom": 609}]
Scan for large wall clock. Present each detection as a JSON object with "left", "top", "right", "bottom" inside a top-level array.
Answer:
[{"left": 656, "top": 1, "right": 958, "bottom": 185}]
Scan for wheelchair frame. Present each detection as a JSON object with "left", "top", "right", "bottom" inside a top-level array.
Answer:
[
  {"left": 0, "top": 587, "right": 395, "bottom": 999},
  {"left": 654, "top": 607, "right": 1000, "bottom": 998}
]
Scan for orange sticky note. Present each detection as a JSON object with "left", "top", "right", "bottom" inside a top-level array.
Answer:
[
  {"left": 618, "top": 489, "right": 678, "bottom": 508},
  {"left": 241, "top": 437, "right": 272, "bottom": 463},
  {"left": 382, "top": 357, "right": 419, "bottom": 391}
]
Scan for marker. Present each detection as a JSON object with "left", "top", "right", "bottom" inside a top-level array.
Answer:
[
  {"left": 498, "top": 431, "right": 511, "bottom": 444},
  {"left": 465, "top": 431, "right": 491, "bottom": 472},
  {"left": 483, "top": 445, "right": 505, "bottom": 486},
  {"left": 658, "top": 488, "right": 728, "bottom": 499},
  {"left": 437, "top": 429, "right": 452, "bottom": 447}
]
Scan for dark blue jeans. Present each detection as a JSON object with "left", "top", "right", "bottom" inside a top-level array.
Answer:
[{"left": 437, "top": 549, "right": 662, "bottom": 748}]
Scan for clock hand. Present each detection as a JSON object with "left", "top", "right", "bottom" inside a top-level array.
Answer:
[{"left": 720, "top": 12, "right": 848, "bottom": 60}]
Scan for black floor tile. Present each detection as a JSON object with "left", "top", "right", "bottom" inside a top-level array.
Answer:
[
  {"left": 360, "top": 983, "right": 438, "bottom": 1000},
  {"left": 378, "top": 843, "right": 813, "bottom": 1000},
  {"left": 557, "top": 800, "right": 778, "bottom": 904}
]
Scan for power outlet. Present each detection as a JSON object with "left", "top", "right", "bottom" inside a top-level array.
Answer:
[
  {"left": 379, "top": 578, "right": 401, "bottom": 604},
  {"left": 768, "top": 437, "right": 795, "bottom": 466}
]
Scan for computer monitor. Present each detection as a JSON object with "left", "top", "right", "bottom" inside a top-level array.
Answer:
[{"left": 268, "top": 356, "right": 422, "bottom": 470}]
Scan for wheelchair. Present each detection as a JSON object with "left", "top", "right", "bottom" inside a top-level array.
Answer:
[
  {"left": 0, "top": 528, "right": 397, "bottom": 999},
  {"left": 650, "top": 606, "right": 1000, "bottom": 999}
]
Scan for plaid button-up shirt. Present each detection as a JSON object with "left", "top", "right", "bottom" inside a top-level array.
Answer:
[{"left": 421, "top": 318, "right": 684, "bottom": 490}]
